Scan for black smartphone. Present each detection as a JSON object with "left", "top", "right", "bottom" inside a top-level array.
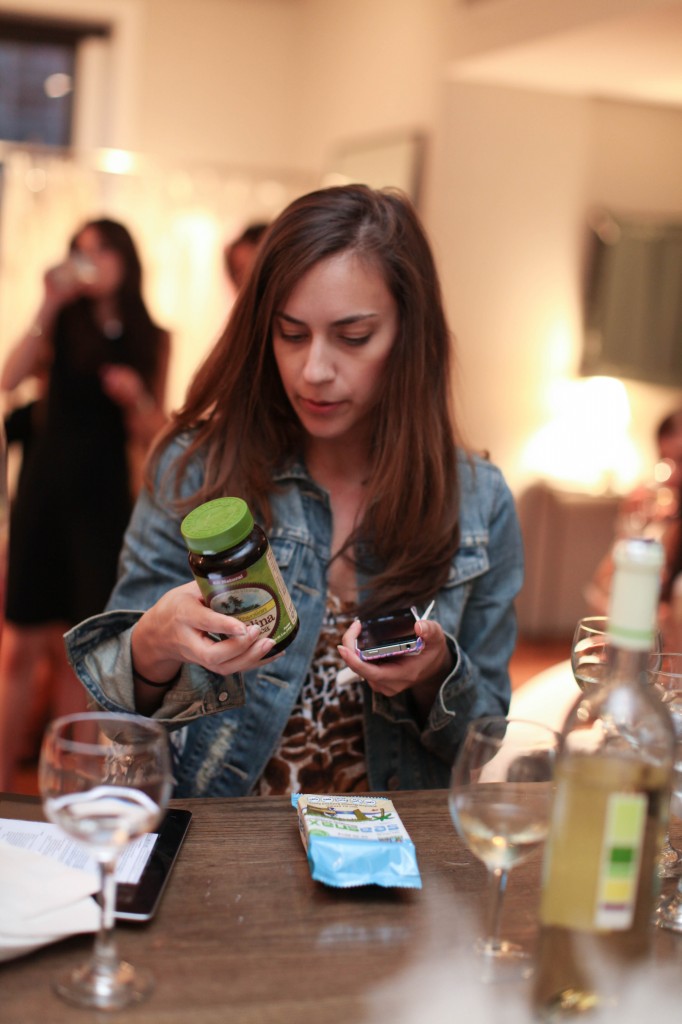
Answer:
[
  {"left": 355, "top": 608, "right": 425, "bottom": 661},
  {"left": 115, "top": 808, "right": 192, "bottom": 921}
]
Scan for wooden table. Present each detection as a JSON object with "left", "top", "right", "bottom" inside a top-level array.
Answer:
[{"left": 1, "top": 791, "right": 679, "bottom": 1023}]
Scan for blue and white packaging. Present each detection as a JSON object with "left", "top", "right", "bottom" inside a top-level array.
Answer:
[{"left": 292, "top": 793, "right": 422, "bottom": 889}]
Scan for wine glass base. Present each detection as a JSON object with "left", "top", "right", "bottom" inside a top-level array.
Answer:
[
  {"left": 475, "top": 938, "right": 534, "bottom": 983},
  {"left": 657, "top": 847, "right": 682, "bottom": 880},
  {"left": 655, "top": 891, "right": 682, "bottom": 933},
  {"left": 657, "top": 862, "right": 682, "bottom": 880},
  {"left": 53, "top": 958, "right": 154, "bottom": 1010}
]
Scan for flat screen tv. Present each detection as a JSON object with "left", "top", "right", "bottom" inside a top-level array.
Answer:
[{"left": 581, "top": 210, "right": 682, "bottom": 387}]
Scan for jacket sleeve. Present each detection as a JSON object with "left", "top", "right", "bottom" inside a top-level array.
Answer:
[
  {"left": 64, "top": 438, "right": 245, "bottom": 721},
  {"left": 371, "top": 464, "right": 524, "bottom": 764}
]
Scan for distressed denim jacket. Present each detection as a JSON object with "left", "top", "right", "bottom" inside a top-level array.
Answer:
[{"left": 65, "top": 435, "right": 524, "bottom": 797}]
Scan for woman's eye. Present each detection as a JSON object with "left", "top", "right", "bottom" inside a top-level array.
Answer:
[
  {"left": 340, "top": 334, "right": 371, "bottom": 346},
  {"left": 279, "top": 330, "right": 306, "bottom": 342}
]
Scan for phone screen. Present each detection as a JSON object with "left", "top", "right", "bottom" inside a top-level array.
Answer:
[{"left": 356, "top": 608, "right": 424, "bottom": 660}]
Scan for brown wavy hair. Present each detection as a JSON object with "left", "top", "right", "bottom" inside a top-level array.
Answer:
[{"left": 151, "top": 184, "right": 463, "bottom": 615}]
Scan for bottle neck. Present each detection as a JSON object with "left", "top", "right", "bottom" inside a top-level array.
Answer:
[{"left": 605, "top": 643, "right": 650, "bottom": 689}]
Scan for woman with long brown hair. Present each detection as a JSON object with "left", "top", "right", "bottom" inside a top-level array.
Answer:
[{"left": 66, "top": 185, "right": 523, "bottom": 797}]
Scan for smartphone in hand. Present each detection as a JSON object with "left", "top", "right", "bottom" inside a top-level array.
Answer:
[{"left": 355, "top": 608, "right": 425, "bottom": 661}]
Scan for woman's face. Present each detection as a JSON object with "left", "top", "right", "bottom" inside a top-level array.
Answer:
[
  {"left": 72, "top": 225, "right": 125, "bottom": 298},
  {"left": 272, "top": 251, "right": 398, "bottom": 451}
]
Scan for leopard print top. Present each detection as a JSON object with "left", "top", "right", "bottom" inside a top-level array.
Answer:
[{"left": 255, "top": 593, "right": 368, "bottom": 795}]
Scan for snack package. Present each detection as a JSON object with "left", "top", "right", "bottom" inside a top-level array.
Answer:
[{"left": 292, "top": 793, "right": 422, "bottom": 889}]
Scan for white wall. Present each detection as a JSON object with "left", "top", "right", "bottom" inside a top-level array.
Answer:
[
  {"left": 427, "top": 84, "right": 682, "bottom": 493},
  {"left": 134, "top": 0, "right": 300, "bottom": 167},
  {"left": 287, "top": 0, "right": 452, "bottom": 173},
  {"left": 428, "top": 83, "right": 590, "bottom": 487}
]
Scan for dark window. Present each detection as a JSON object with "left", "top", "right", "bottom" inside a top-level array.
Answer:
[
  {"left": 0, "top": 15, "right": 109, "bottom": 147},
  {"left": 581, "top": 211, "right": 682, "bottom": 387}
]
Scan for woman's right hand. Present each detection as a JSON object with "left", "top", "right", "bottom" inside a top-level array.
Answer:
[
  {"left": 131, "top": 581, "right": 278, "bottom": 684},
  {"left": 43, "top": 260, "right": 89, "bottom": 307}
]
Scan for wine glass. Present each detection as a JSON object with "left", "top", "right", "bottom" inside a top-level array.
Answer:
[
  {"left": 572, "top": 615, "right": 662, "bottom": 691},
  {"left": 39, "top": 711, "right": 172, "bottom": 1010},
  {"left": 571, "top": 616, "right": 610, "bottom": 691},
  {"left": 448, "top": 716, "right": 558, "bottom": 976},
  {"left": 647, "top": 652, "right": 682, "bottom": 881}
]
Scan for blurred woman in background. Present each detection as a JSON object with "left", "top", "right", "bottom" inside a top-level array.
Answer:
[{"left": 0, "top": 217, "right": 170, "bottom": 789}]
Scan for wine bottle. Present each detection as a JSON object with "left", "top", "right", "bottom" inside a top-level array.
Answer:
[{"left": 533, "top": 537, "right": 674, "bottom": 1019}]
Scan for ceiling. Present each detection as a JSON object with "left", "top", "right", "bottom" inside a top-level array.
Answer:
[{"left": 451, "top": 5, "right": 682, "bottom": 109}]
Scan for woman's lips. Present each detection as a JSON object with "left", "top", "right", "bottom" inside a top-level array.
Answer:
[{"left": 298, "top": 396, "right": 345, "bottom": 415}]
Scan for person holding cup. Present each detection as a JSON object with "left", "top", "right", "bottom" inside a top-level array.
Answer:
[{"left": 0, "top": 218, "right": 170, "bottom": 789}]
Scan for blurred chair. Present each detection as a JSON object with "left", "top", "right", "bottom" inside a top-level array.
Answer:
[{"left": 515, "top": 482, "right": 620, "bottom": 639}]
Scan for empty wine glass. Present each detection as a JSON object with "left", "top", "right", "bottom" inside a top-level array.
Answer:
[
  {"left": 39, "top": 712, "right": 172, "bottom": 1010},
  {"left": 448, "top": 716, "right": 558, "bottom": 977},
  {"left": 572, "top": 615, "right": 662, "bottom": 691},
  {"left": 647, "top": 652, "right": 682, "bottom": 881}
]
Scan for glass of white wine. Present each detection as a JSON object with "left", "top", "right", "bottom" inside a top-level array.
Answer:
[
  {"left": 39, "top": 712, "right": 172, "bottom": 1010},
  {"left": 572, "top": 615, "right": 662, "bottom": 691},
  {"left": 647, "top": 652, "right": 682, "bottom": 881},
  {"left": 448, "top": 716, "right": 558, "bottom": 976},
  {"left": 656, "top": 798, "right": 682, "bottom": 934},
  {"left": 571, "top": 616, "right": 610, "bottom": 691}
]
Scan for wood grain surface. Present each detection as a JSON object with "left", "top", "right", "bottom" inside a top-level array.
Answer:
[{"left": 1, "top": 791, "right": 679, "bottom": 1023}]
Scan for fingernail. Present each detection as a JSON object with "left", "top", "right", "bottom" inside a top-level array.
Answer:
[
  {"left": 247, "top": 624, "right": 261, "bottom": 638},
  {"left": 260, "top": 638, "right": 276, "bottom": 652}
]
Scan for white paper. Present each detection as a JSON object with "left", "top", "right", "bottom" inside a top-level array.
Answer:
[
  {"left": 0, "top": 841, "right": 100, "bottom": 961},
  {"left": 0, "top": 818, "right": 158, "bottom": 884}
]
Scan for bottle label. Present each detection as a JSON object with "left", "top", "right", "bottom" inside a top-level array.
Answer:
[
  {"left": 539, "top": 756, "right": 655, "bottom": 934},
  {"left": 593, "top": 792, "right": 646, "bottom": 930},
  {"left": 197, "top": 545, "right": 298, "bottom": 645}
]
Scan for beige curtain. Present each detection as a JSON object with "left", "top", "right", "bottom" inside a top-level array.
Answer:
[{"left": 0, "top": 145, "right": 313, "bottom": 411}]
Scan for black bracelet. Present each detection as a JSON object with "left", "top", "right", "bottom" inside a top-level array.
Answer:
[{"left": 133, "top": 665, "right": 182, "bottom": 688}]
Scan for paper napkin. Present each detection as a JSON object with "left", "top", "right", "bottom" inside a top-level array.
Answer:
[{"left": 0, "top": 840, "right": 99, "bottom": 962}]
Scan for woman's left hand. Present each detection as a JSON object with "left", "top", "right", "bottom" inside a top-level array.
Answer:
[
  {"left": 100, "top": 364, "right": 149, "bottom": 410},
  {"left": 338, "top": 618, "right": 454, "bottom": 712}
]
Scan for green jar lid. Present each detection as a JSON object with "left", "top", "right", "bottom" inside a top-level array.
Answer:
[{"left": 181, "top": 497, "right": 254, "bottom": 555}]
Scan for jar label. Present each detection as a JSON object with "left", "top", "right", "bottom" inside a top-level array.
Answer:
[{"left": 197, "top": 544, "right": 297, "bottom": 645}]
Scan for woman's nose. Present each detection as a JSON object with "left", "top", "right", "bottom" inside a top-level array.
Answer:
[{"left": 302, "top": 338, "right": 334, "bottom": 383}]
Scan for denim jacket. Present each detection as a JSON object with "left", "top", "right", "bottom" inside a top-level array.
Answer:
[{"left": 65, "top": 435, "right": 524, "bottom": 797}]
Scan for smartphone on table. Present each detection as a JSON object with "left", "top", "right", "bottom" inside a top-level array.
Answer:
[{"left": 355, "top": 608, "right": 425, "bottom": 662}]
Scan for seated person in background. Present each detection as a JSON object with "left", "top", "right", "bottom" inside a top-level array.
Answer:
[
  {"left": 65, "top": 184, "right": 523, "bottom": 799},
  {"left": 223, "top": 221, "right": 269, "bottom": 293},
  {"left": 586, "top": 408, "right": 682, "bottom": 632},
  {"left": 659, "top": 481, "right": 682, "bottom": 649}
]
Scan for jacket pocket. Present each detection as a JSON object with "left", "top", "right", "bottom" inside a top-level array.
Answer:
[
  {"left": 269, "top": 537, "right": 297, "bottom": 570},
  {"left": 445, "top": 536, "right": 489, "bottom": 588}
]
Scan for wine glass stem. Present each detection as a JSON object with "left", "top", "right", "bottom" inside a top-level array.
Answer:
[
  {"left": 93, "top": 858, "right": 119, "bottom": 975},
  {"left": 485, "top": 866, "right": 508, "bottom": 950}
]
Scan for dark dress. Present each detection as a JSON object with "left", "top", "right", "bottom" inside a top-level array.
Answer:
[{"left": 5, "top": 302, "right": 162, "bottom": 626}]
